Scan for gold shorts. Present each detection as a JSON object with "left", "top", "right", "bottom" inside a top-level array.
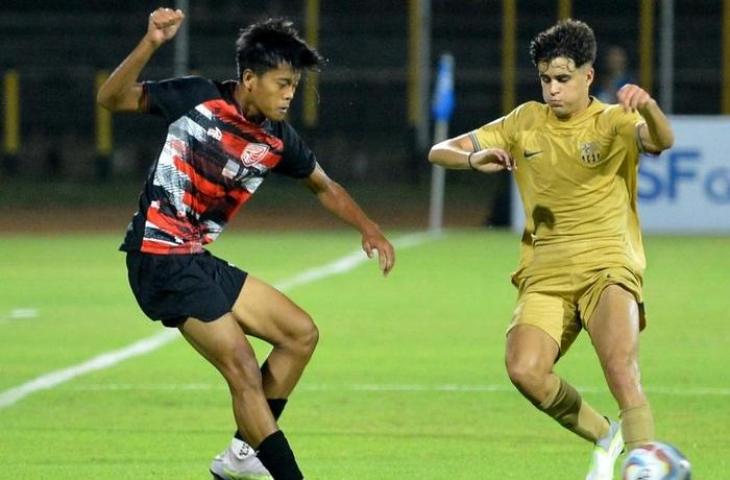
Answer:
[{"left": 507, "top": 267, "right": 645, "bottom": 355}]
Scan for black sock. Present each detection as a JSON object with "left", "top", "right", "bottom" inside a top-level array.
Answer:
[
  {"left": 256, "top": 430, "right": 303, "bottom": 480},
  {"left": 260, "top": 360, "right": 288, "bottom": 420},
  {"left": 233, "top": 361, "right": 289, "bottom": 443},
  {"left": 268, "top": 398, "right": 288, "bottom": 420},
  {"left": 234, "top": 398, "right": 289, "bottom": 442}
]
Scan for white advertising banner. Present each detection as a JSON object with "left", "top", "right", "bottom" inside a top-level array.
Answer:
[{"left": 511, "top": 116, "right": 730, "bottom": 234}]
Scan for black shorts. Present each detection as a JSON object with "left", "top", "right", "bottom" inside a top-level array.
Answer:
[{"left": 125, "top": 250, "right": 247, "bottom": 328}]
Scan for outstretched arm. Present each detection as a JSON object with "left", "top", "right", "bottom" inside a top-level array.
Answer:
[
  {"left": 428, "top": 133, "right": 515, "bottom": 172},
  {"left": 97, "top": 8, "right": 185, "bottom": 112},
  {"left": 617, "top": 84, "right": 674, "bottom": 153},
  {"left": 303, "top": 164, "right": 395, "bottom": 276}
]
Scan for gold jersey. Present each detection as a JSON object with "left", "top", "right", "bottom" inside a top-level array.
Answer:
[{"left": 470, "top": 98, "right": 646, "bottom": 291}]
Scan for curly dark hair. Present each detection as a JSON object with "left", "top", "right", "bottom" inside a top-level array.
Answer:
[
  {"left": 235, "top": 18, "right": 324, "bottom": 79},
  {"left": 529, "top": 19, "right": 596, "bottom": 68}
]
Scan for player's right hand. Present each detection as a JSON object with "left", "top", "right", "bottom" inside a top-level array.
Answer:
[
  {"left": 472, "top": 147, "right": 515, "bottom": 172},
  {"left": 146, "top": 8, "right": 185, "bottom": 47}
]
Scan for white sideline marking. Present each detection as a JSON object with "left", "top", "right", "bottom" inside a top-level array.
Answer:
[
  {"left": 0, "top": 308, "right": 39, "bottom": 324},
  {"left": 61, "top": 382, "right": 730, "bottom": 397},
  {"left": 0, "top": 331, "right": 179, "bottom": 408},
  {"left": 275, "top": 231, "right": 437, "bottom": 292},
  {"left": 0, "top": 232, "right": 436, "bottom": 409}
]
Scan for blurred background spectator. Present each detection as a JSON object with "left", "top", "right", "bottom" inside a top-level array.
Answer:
[{"left": 594, "top": 45, "right": 635, "bottom": 103}]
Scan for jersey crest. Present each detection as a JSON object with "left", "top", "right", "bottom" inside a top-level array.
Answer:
[
  {"left": 241, "top": 143, "right": 271, "bottom": 166},
  {"left": 580, "top": 141, "right": 602, "bottom": 166}
]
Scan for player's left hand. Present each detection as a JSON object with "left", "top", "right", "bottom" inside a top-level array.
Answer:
[
  {"left": 617, "top": 83, "right": 656, "bottom": 113},
  {"left": 362, "top": 227, "right": 395, "bottom": 276}
]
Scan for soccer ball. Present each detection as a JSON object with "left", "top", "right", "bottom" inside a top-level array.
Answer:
[{"left": 622, "top": 441, "right": 691, "bottom": 480}]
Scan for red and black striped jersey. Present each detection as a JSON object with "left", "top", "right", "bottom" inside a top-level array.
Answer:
[{"left": 120, "top": 76, "right": 316, "bottom": 255}]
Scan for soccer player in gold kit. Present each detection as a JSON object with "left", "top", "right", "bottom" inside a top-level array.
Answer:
[{"left": 428, "top": 19, "right": 674, "bottom": 480}]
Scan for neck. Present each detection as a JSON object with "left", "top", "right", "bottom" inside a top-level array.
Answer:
[
  {"left": 233, "top": 83, "right": 265, "bottom": 124},
  {"left": 556, "top": 96, "right": 592, "bottom": 121}
]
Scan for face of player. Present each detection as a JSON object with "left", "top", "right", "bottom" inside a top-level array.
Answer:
[
  {"left": 240, "top": 63, "right": 301, "bottom": 122},
  {"left": 537, "top": 56, "right": 594, "bottom": 120}
]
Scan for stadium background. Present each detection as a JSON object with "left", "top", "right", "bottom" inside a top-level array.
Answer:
[
  {"left": 1, "top": 2, "right": 730, "bottom": 479},
  {"left": 1, "top": 0, "right": 727, "bottom": 232}
]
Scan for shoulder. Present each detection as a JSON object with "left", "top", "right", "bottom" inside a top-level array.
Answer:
[
  {"left": 596, "top": 101, "right": 644, "bottom": 132},
  {"left": 268, "top": 120, "right": 316, "bottom": 178},
  {"left": 506, "top": 101, "right": 548, "bottom": 128},
  {"left": 183, "top": 75, "right": 217, "bottom": 86},
  {"left": 267, "top": 120, "right": 301, "bottom": 144},
  {"left": 143, "top": 76, "right": 226, "bottom": 121},
  {"left": 146, "top": 75, "right": 218, "bottom": 92},
  {"left": 211, "top": 79, "right": 239, "bottom": 101},
  {"left": 516, "top": 101, "right": 546, "bottom": 114},
  {"left": 593, "top": 98, "right": 627, "bottom": 120},
  {"left": 143, "top": 75, "right": 222, "bottom": 108},
  {"left": 184, "top": 76, "right": 225, "bottom": 99},
  {"left": 598, "top": 102, "right": 622, "bottom": 118},
  {"left": 267, "top": 120, "right": 314, "bottom": 159}
]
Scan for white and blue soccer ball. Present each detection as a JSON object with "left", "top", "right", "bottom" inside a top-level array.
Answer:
[{"left": 622, "top": 441, "right": 691, "bottom": 480}]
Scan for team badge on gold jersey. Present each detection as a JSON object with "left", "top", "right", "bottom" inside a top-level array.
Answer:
[{"left": 580, "top": 141, "right": 602, "bottom": 166}]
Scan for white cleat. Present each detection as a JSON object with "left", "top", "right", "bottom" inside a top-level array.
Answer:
[
  {"left": 586, "top": 420, "right": 624, "bottom": 480},
  {"left": 210, "top": 437, "right": 273, "bottom": 480}
]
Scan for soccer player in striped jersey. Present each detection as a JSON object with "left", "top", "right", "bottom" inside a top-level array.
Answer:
[
  {"left": 428, "top": 19, "right": 673, "bottom": 480},
  {"left": 98, "top": 8, "right": 395, "bottom": 480}
]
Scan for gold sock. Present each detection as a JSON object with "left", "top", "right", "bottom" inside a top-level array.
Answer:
[
  {"left": 538, "top": 376, "right": 609, "bottom": 443},
  {"left": 620, "top": 403, "right": 654, "bottom": 450}
]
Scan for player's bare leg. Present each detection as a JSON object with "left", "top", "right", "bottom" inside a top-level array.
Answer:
[
  {"left": 588, "top": 285, "right": 653, "bottom": 448},
  {"left": 588, "top": 285, "right": 647, "bottom": 409},
  {"left": 180, "top": 315, "right": 277, "bottom": 442},
  {"left": 506, "top": 325, "right": 610, "bottom": 442},
  {"left": 208, "top": 277, "right": 317, "bottom": 479},
  {"left": 506, "top": 325, "right": 560, "bottom": 404},
  {"left": 232, "top": 276, "right": 319, "bottom": 401},
  {"left": 180, "top": 315, "right": 302, "bottom": 479},
  {"left": 585, "top": 285, "right": 653, "bottom": 480}
]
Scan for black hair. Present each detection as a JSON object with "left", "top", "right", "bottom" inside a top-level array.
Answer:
[
  {"left": 235, "top": 18, "right": 324, "bottom": 78},
  {"left": 529, "top": 19, "right": 597, "bottom": 68}
]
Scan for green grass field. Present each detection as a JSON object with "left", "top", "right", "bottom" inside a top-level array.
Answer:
[{"left": 1, "top": 230, "right": 728, "bottom": 479}]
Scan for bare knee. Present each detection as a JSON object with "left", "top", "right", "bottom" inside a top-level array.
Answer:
[
  {"left": 298, "top": 317, "right": 319, "bottom": 355},
  {"left": 281, "top": 313, "right": 319, "bottom": 358},
  {"left": 506, "top": 355, "right": 550, "bottom": 397},
  {"left": 301, "top": 319, "right": 319, "bottom": 353}
]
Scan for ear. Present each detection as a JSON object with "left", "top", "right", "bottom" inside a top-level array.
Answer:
[
  {"left": 241, "top": 69, "right": 257, "bottom": 91},
  {"left": 585, "top": 66, "right": 595, "bottom": 88}
]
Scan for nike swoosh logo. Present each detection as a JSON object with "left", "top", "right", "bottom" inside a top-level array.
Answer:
[{"left": 524, "top": 150, "right": 542, "bottom": 159}]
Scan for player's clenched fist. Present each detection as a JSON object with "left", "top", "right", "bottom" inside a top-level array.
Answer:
[
  {"left": 146, "top": 8, "right": 185, "bottom": 47},
  {"left": 617, "top": 83, "right": 655, "bottom": 114}
]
